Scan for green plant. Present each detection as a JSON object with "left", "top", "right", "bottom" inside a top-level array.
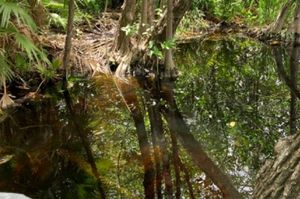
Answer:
[
  {"left": 0, "top": 0, "right": 49, "bottom": 107},
  {"left": 160, "top": 39, "right": 176, "bottom": 50},
  {"left": 77, "top": 0, "right": 104, "bottom": 14},
  {"left": 121, "top": 23, "right": 138, "bottom": 36},
  {"left": 49, "top": 12, "right": 67, "bottom": 29},
  {"left": 148, "top": 41, "right": 163, "bottom": 59}
]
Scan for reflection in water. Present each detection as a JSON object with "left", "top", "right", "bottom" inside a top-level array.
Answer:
[
  {"left": 272, "top": 44, "right": 300, "bottom": 135},
  {"left": 63, "top": 88, "right": 106, "bottom": 198},
  {"left": 0, "top": 37, "right": 298, "bottom": 198}
]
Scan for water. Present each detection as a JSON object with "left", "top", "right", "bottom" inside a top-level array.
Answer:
[{"left": 0, "top": 36, "right": 297, "bottom": 198}]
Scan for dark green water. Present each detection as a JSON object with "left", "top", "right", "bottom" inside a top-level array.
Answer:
[{"left": 0, "top": 36, "right": 297, "bottom": 198}]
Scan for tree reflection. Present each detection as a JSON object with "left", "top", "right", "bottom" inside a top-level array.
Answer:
[{"left": 272, "top": 44, "right": 300, "bottom": 135}]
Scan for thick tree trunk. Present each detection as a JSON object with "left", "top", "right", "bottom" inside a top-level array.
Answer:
[
  {"left": 131, "top": 108, "right": 155, "bottom": 199},
  {"left": 253, "top": 134, "right": 300, "bottom": 199},
  {"left": 152, "top": 0, "right": 191, "bottom": 42},
  {"left": 164, "top": 0, "right": 177, "bottom": 78},
  {"left": 114, "top": 0, "right": 136, "bottom": 54},
  {"left": 27, "top": 0, "right": 48, "bottom": 27},
  {"left": 114, "top": 0, "right": 191, "bottom": 77},
  {"left": 140, "top": 0, "right": 148, "bottom": 34},
  {"left": 147, "top": 0, "right": 155, "bottom": 25},
  {"left": 258, "top": 40, "right": 300, "bottom": 199},
  {"left": 272, "top": 0, "right": 295, "bottom": 33}
]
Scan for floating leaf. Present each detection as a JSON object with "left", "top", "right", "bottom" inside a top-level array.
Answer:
[{"left": 228, "top": 121, "right": 236, "bottom": 128}]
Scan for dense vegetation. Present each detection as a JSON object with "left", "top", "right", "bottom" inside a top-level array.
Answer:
[{"left": 1, "top": 0, "right": 300, "bottom": 199}]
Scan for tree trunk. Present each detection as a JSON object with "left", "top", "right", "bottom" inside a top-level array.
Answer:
[
  {"left": 140, "top": 0, "right": 148, "bottom": 34},
  {"left": 114, "top": 0, "right": 136, "bottom": 54},
  {"left": 27, "top": 0, "right": 48, "bottom": 28},
  {"left": 62, "top": 0, "right": 75, "bottom": 83},
  {"left": 258, "top": 40, "right": 300, "bottom": 199},
  {"left": 293, "top": 0, "right": 300, "bottom": 44},
  {"left": 164, "top": 0, "right": 177, "bottom": 78},
  {"left": 147, "top": 0, "right": 155, "bottom": 25},
  {"left": 113, "top": 0, "right": 191, "bottom": 77},
  {"left": 253, "top": 134, "right": 300, "bottom": 199},
  {"left": 272, "top": 0, "right": 295, "bottom": 33}
]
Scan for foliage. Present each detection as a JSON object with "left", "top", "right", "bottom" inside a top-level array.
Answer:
[
  {"left": 0, "top": 1, "right": 36, "bottom": 30},
  {"left": 191, "top": 0, "right": 291, "bottom": 25},
  {"left": 175, "top": 37, "right": 292, "bottom": 193},
  {"left": 148, "top": 39, "right": 176, "bottom": 59},
  {"left": 177, "top": 8, "right": 209, "bottom": 34},
  {"left": 121, "top": 23, "right": 139, "bottom": 36},
  {"left": 0, "top": 1, "right": 49, "bottom": 82},
  {"left": 77, "top": 0, "right": 105, "bottom": 14}
]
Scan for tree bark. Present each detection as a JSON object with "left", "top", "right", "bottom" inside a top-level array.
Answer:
[
  {"left": 62, "top": 0, "right": 75, "bottom": 84},
  {"left": 293, "top": 0, "right": 300, "bottom": 44},
  {"left": 114, "top": 0, "right": 136, "bottom": 54},
  {"left": 113, "top": 0, "right": 191, "bottom": 77},
  {"left": 164, "top": 0, "right": 176, "bottom": 78},
  {"left": 253, "top": 134, "right": 300, "bottom": 199},
  {"left": 27, "top": 0, "right": 48, "bottom": 28},
  {"left": 140, "top": 0, "right": 148, "bottom": 34},
  {"left": 147, "top": 0, "right": 155, "bottom": 25}
]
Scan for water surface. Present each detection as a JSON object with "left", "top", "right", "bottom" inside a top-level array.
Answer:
[{"left": 0, "top": 36, "right": 296, "bottom": 198}]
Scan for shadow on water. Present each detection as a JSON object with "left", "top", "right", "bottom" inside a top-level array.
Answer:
[{"left": 0, "top": 36, "right": 299, "bottom": 198}]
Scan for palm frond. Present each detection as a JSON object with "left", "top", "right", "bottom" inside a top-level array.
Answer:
[
  {"left": 0, "top": 1, "right": 36, "bottom": 30},
  {"left": 0, "top": 51, "right": 14, "bottom": 82},
  {"left": 14, "top": 32, "right": 49, "bottom": 63}
]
